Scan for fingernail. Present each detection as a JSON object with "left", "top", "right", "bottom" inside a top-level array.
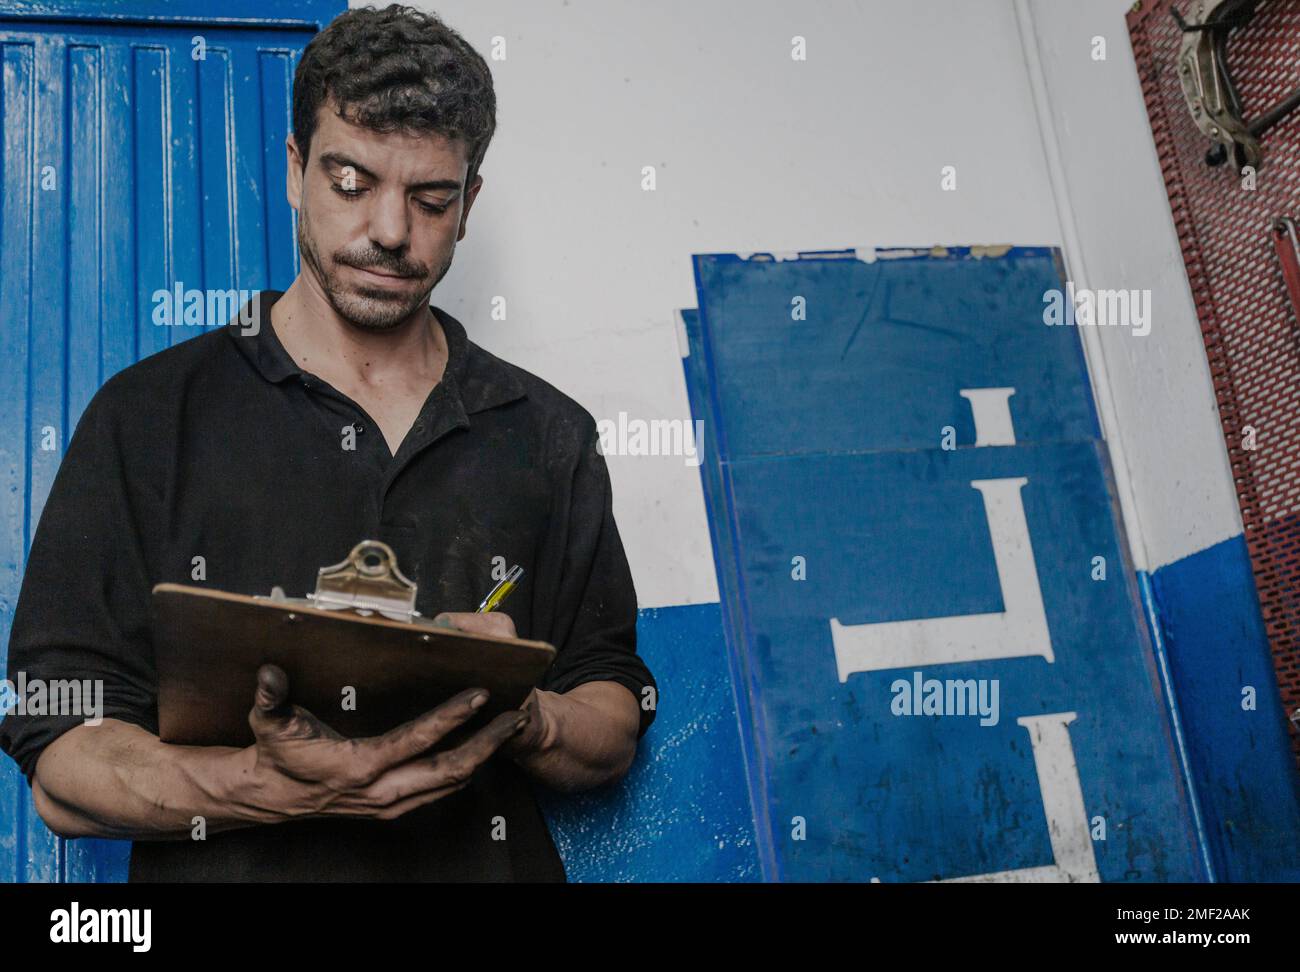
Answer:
[
  {"left": 514, "top": 717, "right": 528, "bottom": 732},
  {"left": 470, "top": 692, "right": 488, "bottom": 709}
]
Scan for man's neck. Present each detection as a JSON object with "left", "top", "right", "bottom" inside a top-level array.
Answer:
[{"left": 270, "top": 275, "right": 449, "bottom": 391}]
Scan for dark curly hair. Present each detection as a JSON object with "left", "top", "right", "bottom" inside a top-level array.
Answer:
[{"left": 292, "top": 5, "right": 497, "bottom": 185}]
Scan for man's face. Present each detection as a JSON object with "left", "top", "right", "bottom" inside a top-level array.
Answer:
[{"left": 286, "top": 99, "right": 482, "bottom": 331}]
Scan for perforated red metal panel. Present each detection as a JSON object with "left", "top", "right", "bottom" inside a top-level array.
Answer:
[{"left": 1128, "top": 0, "right": 1300, "bottom": 766}]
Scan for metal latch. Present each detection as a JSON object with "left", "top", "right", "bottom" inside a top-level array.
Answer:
[{"left": 260, "top": 540, "right": 425, "bottom": 623}]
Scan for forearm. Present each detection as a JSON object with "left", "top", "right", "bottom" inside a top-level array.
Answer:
[
  {"left": 512, "top": 682, "right": 640, "bottom": 792},
  {"left": 32, "top": 719, "right": 258, "bottom": 841}
]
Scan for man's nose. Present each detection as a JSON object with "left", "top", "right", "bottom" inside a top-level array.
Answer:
[{"left": 366, "top": 188, "right": 411, "bottom": 252}]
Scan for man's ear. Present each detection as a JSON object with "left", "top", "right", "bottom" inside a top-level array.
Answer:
[
  {"left": 457, "top": 173, "right": 483, "bottom": 242},
  {"left": 286, "top": 133, "right": 305, "bottom": 211}
]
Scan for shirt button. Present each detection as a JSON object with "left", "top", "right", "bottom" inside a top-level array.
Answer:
[{"left": 355, "top": 423, "right": 365, "bottom": 434}]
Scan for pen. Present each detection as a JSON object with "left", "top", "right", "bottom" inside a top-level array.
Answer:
[{"left": 476, "top": 564, "right": 524, "bottom": 613}]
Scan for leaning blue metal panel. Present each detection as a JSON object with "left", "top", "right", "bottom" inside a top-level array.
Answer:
[
  {"left": 686, "top": 246, "right": 1204, "bottom": 882},
  {"left": 0, "top": 0, "right": 335, "bottom": 883},
  {"left": 1146, "top": 536, "right": 1300, "bottom": 882},
  {"left": 681, "top": 308, "right": 780, "bottom": 879},
  {"left": 725, "top": 440, "right": 1201, "bottom": 881},
  {"left": 692, "top": 247, "right": 1101, "bottom": 459}
]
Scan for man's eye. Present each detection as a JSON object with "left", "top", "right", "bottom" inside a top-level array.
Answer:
[
  {"left": 416, "top": 200, "right": 448, "bottom": 215},
  {"left": 332, "top": 183, "right": 366, "bottom": 198}
]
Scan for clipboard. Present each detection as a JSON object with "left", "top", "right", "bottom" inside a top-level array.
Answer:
[{"left": 153, "top": 541, "right": 556, "bottom": 747}]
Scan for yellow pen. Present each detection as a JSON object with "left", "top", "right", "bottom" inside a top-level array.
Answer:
[{"left": 476, "top": 564, "right": 523, "bottom": 613}]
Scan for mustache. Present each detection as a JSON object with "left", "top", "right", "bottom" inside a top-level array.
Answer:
[{"left": 337, "top": 250, "right": 425, "bottom": 278}]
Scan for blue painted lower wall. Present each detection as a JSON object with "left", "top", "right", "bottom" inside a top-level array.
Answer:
[
  {"left": 1144, "top": 534, "right": 1300, "bottom": 882},
  {"left": 540, "top": 602, "right": 759, "bottom": 882}
]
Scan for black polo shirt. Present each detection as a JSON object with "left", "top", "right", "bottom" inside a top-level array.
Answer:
[{"left": 0, "top": 289, "right": 656, "bottom": 882}]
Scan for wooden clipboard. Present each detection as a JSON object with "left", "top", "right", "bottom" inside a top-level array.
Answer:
[{"left": 152, "top": 541, "right": 556, "bottom": 747}]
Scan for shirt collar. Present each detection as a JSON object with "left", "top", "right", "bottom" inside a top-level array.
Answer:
[{"left": 227, "top": 289, "right": 527, "bottom": 415}]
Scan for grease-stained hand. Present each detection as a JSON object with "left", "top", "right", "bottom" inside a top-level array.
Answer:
[{"left": 236, "top": 664, "right": 528, "bottom": 823}]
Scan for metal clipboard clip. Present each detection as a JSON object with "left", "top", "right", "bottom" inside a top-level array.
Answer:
[{"left": 258, "top": 540, "right": 426, "bottom": 624}]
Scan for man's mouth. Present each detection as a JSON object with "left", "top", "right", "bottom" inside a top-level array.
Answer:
[{"left": 349, "top": 264, "right": 416, "bottom": 285}]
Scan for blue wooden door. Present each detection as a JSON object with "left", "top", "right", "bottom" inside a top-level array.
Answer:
[{"left": 0, "top": 0, "right": 340, "bottom": 883}]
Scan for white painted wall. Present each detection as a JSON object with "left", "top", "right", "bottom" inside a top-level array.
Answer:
[
  {"left": 1020, "top": 0, "right": 1241, "bottom": 571},
  {"left": 355, "top": 0, "right": 1236, "bottom": 602},
  {"left": 381, "top": 0, "right": 1063, "bottom": 607}
]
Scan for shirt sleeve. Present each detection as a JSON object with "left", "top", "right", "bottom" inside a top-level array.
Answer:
[
  {"left": 536, "top": 414, "right": 657, "bottom": 740},
  {"left": 0, "top": 379, "right": 160, "bottom": 784}
]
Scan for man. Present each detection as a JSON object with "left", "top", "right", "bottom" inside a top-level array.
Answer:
[{"left": 0, "top": 4, "right": 656, "bottom": 882}]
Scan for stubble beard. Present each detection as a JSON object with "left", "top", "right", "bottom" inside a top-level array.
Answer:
[{"left": 296, "top": 200, "right": 455, "bottom": 332}]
